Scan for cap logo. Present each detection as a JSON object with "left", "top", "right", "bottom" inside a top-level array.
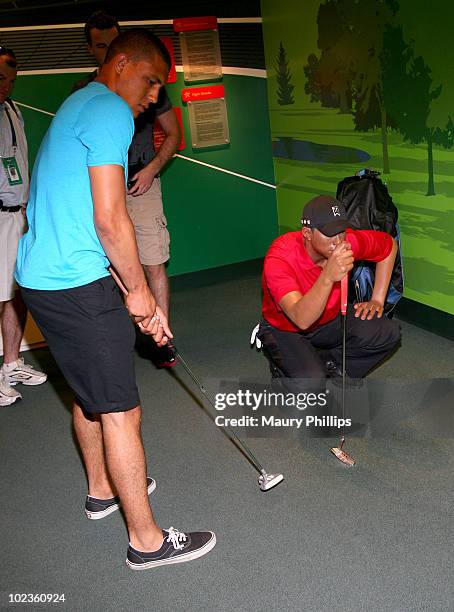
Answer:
[{"left": 331, "top": 205, "right": 340, "bottom": 217}]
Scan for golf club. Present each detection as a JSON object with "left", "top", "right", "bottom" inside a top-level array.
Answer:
[
  {"left": 168, "top": 342, "right": 284, "bottom": 491},
  {"left": 109, "top": 267, "right": 283, "bottom": 489},
  {"left": 330, "top": 275, "right": 356, "bottom": 467}
]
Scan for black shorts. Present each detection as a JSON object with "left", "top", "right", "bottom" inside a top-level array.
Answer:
[{"left": 21, "top": 276, "right": 140, "bottom": 414}]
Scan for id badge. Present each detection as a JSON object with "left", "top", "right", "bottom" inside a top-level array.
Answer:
[{"left": 1, "top": 156, "right": 23, "bottom": 186}]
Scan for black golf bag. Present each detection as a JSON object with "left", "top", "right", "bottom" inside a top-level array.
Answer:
[{"left": 336, "top": 169, "right": 404, "bottom": 316}]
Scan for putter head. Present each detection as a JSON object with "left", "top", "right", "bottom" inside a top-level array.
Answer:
[
  {"left": 258, "top": 472, "right": 284, "bottom": 491},
  {"left": 330, "top": 446, "right": 356, "bottom": 467}
]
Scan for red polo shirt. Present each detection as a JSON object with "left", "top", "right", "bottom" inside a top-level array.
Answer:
[{"left": 262, "top": 229, "right": 393, "bottom": 332}]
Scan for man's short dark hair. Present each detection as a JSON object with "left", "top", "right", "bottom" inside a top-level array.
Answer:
[
  {"left": 104, "top": 28, "right": 171, "bottom": 70},
  {"left": 84, "top": 10, "right": 120, "bottom": 46},
  {"left": 0, "top": 46, "right": 17, "bottom": 68}
]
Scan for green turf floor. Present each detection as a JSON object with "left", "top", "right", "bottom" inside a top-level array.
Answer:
[{"left": 1, "top": 270, "right": 453, "bottom": 611}]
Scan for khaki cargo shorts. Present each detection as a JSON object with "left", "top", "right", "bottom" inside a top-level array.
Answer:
[
  {"left": 126, "top": 178, "right": 170, "bottom": 266},
  {"left": 0, "top": 209, "right": 26, "bottom": 302}
]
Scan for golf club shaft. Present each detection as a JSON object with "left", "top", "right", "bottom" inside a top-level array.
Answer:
[
  {"left": 106, "top": 273, "right": 269, "bottom": 473},
  {"left": 340, "top": 276, "right": 348, "bottom": 445},
  {"left": 170, "top": 344, "right": 266, "bottom": 475},
  {"left": 341, "top": 311, "right": 346, "bottom": 444}
]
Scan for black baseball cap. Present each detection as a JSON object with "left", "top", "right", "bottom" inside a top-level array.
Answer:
[{"left": 301, "top": 195, "right": 349, "bottom": 237}]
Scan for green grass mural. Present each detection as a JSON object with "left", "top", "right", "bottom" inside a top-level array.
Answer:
[{"left": 261, "top": 0, "right": 454, "bottom": 315}]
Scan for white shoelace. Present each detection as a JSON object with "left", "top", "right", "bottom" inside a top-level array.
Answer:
[
  {"left": 250, "top": 323, "right": 262, "bottom": 349},
  {"left": 166, "top": 527, "right": 188, "bottom": 550},
  {"left": 4, "top": 357, "right": 42, "bottom": 376},
  {"left": 5, "top": 357, "right": 29, "bottom": 372}
]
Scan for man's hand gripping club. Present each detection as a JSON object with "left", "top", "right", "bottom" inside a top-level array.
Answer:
[
  {"left": 110, "top": 267, "right": 172, "bottom": 346},
  {"left": 323, "top": 240, "right": 354, "bottom": 283},
  {"left": 280, "top": 239, "right": 354, "bottom": 331},
  {"left": 324, "top": 241, "right": 384, "bottom": 319}
]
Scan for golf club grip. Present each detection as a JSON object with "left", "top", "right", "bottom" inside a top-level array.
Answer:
[
  {"left": 167, "top": 340, "right": 177, "bottom": 354},
  {"left": 341, "top": 275, "right": 348, "bottom": 316}
]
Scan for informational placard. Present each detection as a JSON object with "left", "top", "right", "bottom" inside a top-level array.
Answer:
[
  {"left": 182, "top": 85, "right": 229, "bottom": 149},
  {"left": 174, "top": 16, "right": 222, "bottom": 83},
  {"left": 154, "top": 107, "right": 185, "bottom": 151},
  {"left": 159, "top": 36, "right": 176, "bottom": 84}
]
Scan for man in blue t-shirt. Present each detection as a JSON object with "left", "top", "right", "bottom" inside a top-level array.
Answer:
[
  {"left": 16, "top": 29, "right": 215, "bottom": 571},
  {"left": 72, "top": 11, "right": 181, "bottom": 368}
]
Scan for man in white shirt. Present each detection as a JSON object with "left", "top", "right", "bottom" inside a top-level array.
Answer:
[{"left": 0, "top": 46, "right": 46, "bottom": 406}]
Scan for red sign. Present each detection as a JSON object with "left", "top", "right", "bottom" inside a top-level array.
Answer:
[
  {"left": 181, "top": 85, "right": 225, "bottom": 103},
  {"left": 160, "top": 36, "right": 176, "bottom": 84},
  {"left": 173, "top": 16, "right": 218, "bottom": 32},
  {"left": 154, "top": 107, "right": 185, "bottom": 152}
]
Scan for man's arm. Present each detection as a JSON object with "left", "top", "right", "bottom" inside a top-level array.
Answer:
[
  {"left": 128, "top": 109, "right": 180, "bottom": 196},
  {"left": 89, "top": 164, "right": 170, "bottom": 342},
  {"left": 280, "top": 242, "right": 354, "bottom": 330},
  {"left": 280, "top": 277, "right": 335, "bottom": 331},
  {"left": 354, "top": 238, "right": 398, "bottom": 319}
]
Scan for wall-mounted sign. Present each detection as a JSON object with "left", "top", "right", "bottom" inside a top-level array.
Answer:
[
  {"left": 160, "top": 36, "right": 176, "bottom": 84},
  {"left": 173, "top": 16, "right": 218, "bottom": 31},
  {"left": 182, "top": 85, "right": 229, "bottom": 149},
  {"left": 154, "top": 107, "right": 185, "bottom": 151},
  {"left": 173, "top": 16, "right": 222, "bottom": 83}
]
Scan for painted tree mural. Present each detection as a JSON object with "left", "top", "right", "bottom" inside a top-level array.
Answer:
[
  {"left": 303, "top": 1, "right": 353, "bottom": 112},
  {"left": 393, "top": 1, "right": 454, "bottom": 196},
  {"left": 276, "top": 42, "right": 295, "bottom": 105},
  {"left": 382, "top": 26, "right": 453, "bottom": 196},
  {"left": 304, "top": 0, "right": 399, "bottom": 173},
  {"left": 304, "top": 0, "right": 454, "bottom": 192}
]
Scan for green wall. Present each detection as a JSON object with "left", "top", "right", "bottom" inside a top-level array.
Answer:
[
  {"left": 261, "top": 0, "right": 454, "bottom": 316},
  {"left": 13, "top": 71, "right": 277, "bottom": 276}
]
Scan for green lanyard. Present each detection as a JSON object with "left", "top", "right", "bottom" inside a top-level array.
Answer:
[{"left": 1, "top": 103, "right": 22, "bottom": 185}]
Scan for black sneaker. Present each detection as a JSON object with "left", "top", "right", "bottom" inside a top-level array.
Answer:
[
  {"left": 126, "top": 527, "right": 216, "bottom": 570},
  {"left": 85, "top": 477, "right": 156, "bottom": 520}
]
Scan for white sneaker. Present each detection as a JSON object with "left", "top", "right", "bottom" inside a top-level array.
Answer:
[
  {"left": 2, "top": 358, "right": 47, "bottom": 386},
  {"left": 0, "top": 370, "right": 21, "bottom": 406}
]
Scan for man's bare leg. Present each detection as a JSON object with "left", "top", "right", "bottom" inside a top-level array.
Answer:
[
  {"left": 144, "top": 263, "right": 169, "bottom": 319},
  {"left": 73, "top": 402, "right": 115, "bottom": 499},
  {"left": 1, "top": 292, "right": 27, "bottom": 364},
  {"left": 101, "top": 406, "right": 163, "bottom": 551}
]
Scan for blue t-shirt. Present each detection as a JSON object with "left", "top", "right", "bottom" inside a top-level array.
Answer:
[{"left": 16, "top": 82, "right": 134, "bottom": 290}]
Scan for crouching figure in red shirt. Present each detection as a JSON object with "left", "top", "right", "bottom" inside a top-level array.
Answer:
[{"left": 258, "top": 195, "right": 401, "bottom": 384}]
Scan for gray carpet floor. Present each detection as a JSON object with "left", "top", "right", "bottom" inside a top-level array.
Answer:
[{"left": 1, "top": 271, "right": 454, "bottom": 612}]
